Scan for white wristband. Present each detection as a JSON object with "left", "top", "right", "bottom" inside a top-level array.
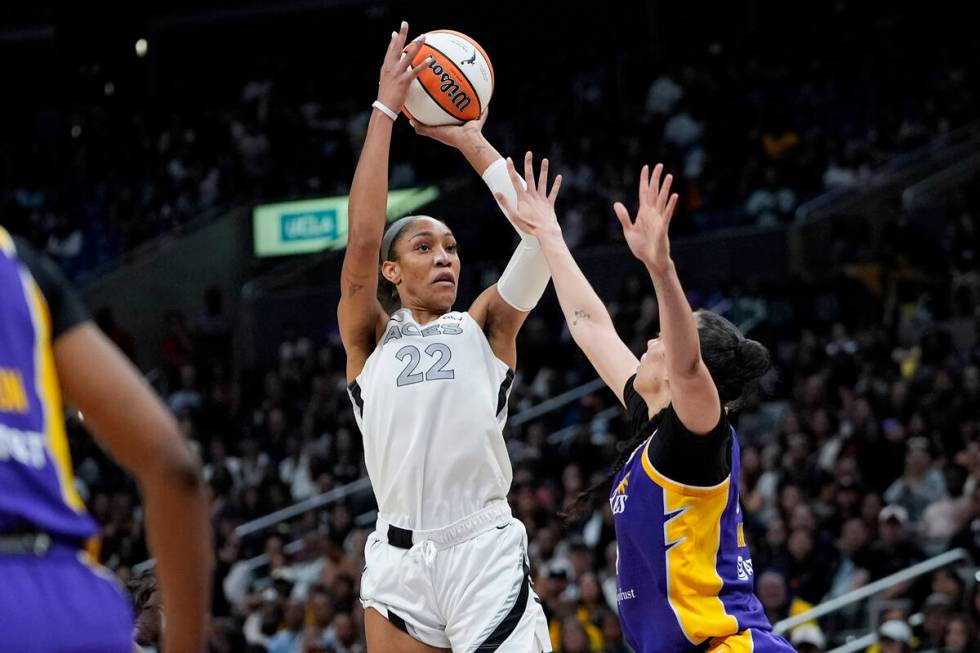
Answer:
[{"left": 372, "top": 100, "right": 398, "bottom": 122}]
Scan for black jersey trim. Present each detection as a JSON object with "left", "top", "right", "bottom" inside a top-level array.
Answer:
[
  {"left": 348, "top": 381, "right": 364, "bottom": 417},
  {"left": 496, "top": 369, "right": 515, "bottom": 417}
]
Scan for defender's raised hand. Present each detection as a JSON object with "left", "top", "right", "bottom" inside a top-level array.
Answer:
[
  {"left": 494, "top": 151, "right": 563, "bottom": 240},
  {"left": 613, "top": 163, "right": 679, "bottom": 275},
  {"left": 376, "top": 21, "right": 431, "bottom": 114}
]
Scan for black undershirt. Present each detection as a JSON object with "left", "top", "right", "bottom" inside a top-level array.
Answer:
[
  {"left": 13, "top": 237, "right": 90, "bottom": 339},
  {"left": 623, "top": 374, "right": 732, "bottom": 487}
]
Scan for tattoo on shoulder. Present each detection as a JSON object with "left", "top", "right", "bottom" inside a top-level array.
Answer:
[{"left": 572, "top": 309, "right": 591, "bottom": 326}]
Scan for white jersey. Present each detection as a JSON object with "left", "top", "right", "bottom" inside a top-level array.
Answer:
[{"left": 348, "top": 309, "right": 515, "bottom": 530}]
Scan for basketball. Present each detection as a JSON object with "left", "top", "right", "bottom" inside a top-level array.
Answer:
[{"left": 403, "top": 30, "right": 494, "bottom": 126}]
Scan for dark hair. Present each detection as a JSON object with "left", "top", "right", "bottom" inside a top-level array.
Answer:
[
  {"left": 561, "top": 309, "right": 771, "bottom": 523},
  {"left": 694, "top": 309, "right": 771, "bottom": 408},
  {"left": 377, "top": 216, "right": 421, "bottom": 314}
]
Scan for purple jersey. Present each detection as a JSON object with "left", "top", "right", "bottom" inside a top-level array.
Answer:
[
  {"left": 610, "top": 378, "right": 793, "bottom": 652},
  {"left": 0, "top": 227, "right": 98, "bottom": 540}
]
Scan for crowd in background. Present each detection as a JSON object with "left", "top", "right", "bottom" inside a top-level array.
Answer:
[
  {"left": 59, "top": 178, "right": 980, "bottom": 652},
  {"left": 1, "top": 2, "right": 975, "bottom": 282},
  {"left": 3, "top": 2, "right": 980, "bottom": 652}
]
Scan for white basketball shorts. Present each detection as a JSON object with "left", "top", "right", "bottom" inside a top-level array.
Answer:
[{"left": 360, "top": 503, "right": 552, "bottom": 652}]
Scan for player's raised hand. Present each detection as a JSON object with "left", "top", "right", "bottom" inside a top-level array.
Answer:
[
  {"left": 613, "top": 163, "right": 679, "bottom": 275},
  {"left": 377, "top": 21, "right": 431, "bottom": 113},
  {"left": 494, "top": 151, "right": 563, "bottom": 239},
  {"left": 411, "top": 107, "right": 489, "bottom": 149}
]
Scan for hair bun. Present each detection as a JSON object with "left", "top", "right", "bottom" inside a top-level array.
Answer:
[{"left": 736, "top": 338, "right": 771, "bottom": 379}]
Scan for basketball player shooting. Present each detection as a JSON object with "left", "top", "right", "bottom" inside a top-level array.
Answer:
[{"left": 337, "top": 22, "right": 553, "bottom": 653}]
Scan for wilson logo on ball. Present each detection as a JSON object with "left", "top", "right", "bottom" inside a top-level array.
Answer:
[
  {"left": 426, "top": 59, "right": 472, "bottom": 112},
  {"left": 403, "top": 30, "right": 494, "bottom": 126}
]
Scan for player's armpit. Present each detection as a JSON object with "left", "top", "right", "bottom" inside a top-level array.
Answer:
[{"left": 469, "top": 285, "right": 527, "bottom": 370}]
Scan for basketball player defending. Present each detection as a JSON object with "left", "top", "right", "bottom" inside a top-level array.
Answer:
[
  {"left": 338, "top": 23, "right": 552, "bottom": 652},
  {"left": 497, "top": 158, "right": 795, "bottom": 652},
  {"left": 0, "top": 226, "right": 211, "bottom": 652}
]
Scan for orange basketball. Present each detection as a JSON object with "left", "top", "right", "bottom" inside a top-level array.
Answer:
[{"left": 404, "top": 30, "right": 494, "bottom": 126}]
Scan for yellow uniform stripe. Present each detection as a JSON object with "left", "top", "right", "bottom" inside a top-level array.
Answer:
[
  {"left": 0, "top": 225, "right": 16, "bottom": 256},
  {"left": 642, "top": 438, "right": 738, "bottom": 644},
  {"left": 22, "top": 274, "right": 86, "bottom": 512},
  {"left": 708, "top": 630, "right": 754, "bottom": 653}
]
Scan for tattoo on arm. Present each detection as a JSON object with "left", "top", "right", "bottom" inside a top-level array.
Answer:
[
  {"left": 347, "top": 282, "right": 364, "bottom": 297},
  {"left": 572, "top": 309, "right": 591, "bottom": 326}
]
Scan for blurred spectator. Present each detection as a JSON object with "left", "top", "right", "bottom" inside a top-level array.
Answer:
[{"left": 885, "top": 438, "right": 948, "bottom": 526}]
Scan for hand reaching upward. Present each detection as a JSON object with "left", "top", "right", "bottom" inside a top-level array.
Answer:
[
  {"left": 376, "top": 21, "right": 431, "bottom": 114},
  {"left": 613, "top": 163, "right": 679, "bottom": 275},
  {"left": 493, "top": 151, "right": 564, "bottom": 241}
]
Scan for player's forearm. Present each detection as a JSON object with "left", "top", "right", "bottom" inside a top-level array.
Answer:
[
  {"left": 647, "top": 261, "right": 702, "bottom": 377},
  {"left": 539, "top": 233, "right": 615, "bottom": 338},
  {"left": 457, "top": 132, "right": 502, "bottom": 176},
  {"left": 141, "top": 457, "right": 212, "bottom": 653},
  {"left": 347, "top": 111, "right": 395, "bottom": 249}
]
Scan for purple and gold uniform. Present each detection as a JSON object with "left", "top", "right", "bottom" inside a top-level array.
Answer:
[
  {"left": 0, "top": 227, "right": 133, "bottom": 652},
  {"left": 610, "top": 376, "right": 795, "bottom": 652}
]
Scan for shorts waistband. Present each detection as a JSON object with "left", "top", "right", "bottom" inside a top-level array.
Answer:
[
  {"left": 376, "top": 501, "right": 512, "bottom": 550},
  {"left": 0, "top": 531, "right": 86, "bottom": 557}
]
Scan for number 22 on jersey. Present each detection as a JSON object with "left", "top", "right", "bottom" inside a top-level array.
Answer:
[{"left": 395, "top": 343, "right": 455, "bottom": 386}]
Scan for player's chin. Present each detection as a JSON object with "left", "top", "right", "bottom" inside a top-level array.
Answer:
[{"left": 425, "top": 286, "right": 457, "bottom": 312}]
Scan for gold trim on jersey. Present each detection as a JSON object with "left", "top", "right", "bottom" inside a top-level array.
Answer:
[
  {"left": 21, "top": 270, "right": 87, "bottom": 512},
  {"left": 707, "top": 629, "right": 755, "bottom": 652},
  {"left": 0, "top": 225, "right": 16, "bottom": 257},
  {"left": 643, "top": 437, "right": 739, "bottom": 644}
]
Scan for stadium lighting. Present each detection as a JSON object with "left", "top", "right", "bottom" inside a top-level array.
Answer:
[{"left": 135, "top": 38, "right": 148, "bottom": 58}]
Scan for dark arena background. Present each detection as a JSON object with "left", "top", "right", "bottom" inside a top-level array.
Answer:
[{"left": 2, "top": 1, "right": 979, "bottom": 651}]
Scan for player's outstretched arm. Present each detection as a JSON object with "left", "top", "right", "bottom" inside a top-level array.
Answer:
[
  {"left": 495, "top": 153, "right": 639, "bottom": 406},
  {"left": 54, "top": 323, "right": 211, "bottom": 653},
  {"left": 339, "top": 21, "right": 430, "bottom": 382},
  {"left": 614, "top": 164, "right": 721, "bottom": 434}
]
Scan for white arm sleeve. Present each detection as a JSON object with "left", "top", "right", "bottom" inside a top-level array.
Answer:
[
  {"left": 482, "top": 157, "right": 532, "bottom": 240},
  {"left": 482, "top": 157, "right": 552, "bottom": 311}
]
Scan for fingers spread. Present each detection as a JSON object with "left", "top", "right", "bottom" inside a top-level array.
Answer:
[
  {"left": 650, "top": 163, "right": 663, "bottom": 203},
  {"left": 665, "top": 193, "right": 679, "bottom": 223},
  {"left": 524, "top": 151, "right": 536, "bottom": 194},
  {"left": 658, "top": 173, "right": 673, "bottom": 211},
  {"left": 548, "top": 174, "right": 563, "bottom": 204},
  {"left": 639, "top": 165, "right": 649, "bottom": 203},
  {"left": 410, "top": 55, "right": 433, "bottom": 77},
  {"left": 537, "top": 158, "right": 549, "bottom": 196},
  {"left": 506, "top": 157, "right": 525, "bottom": 195},
  {"left": 613, "top": 202, "right": 633, "bottom": 230}
]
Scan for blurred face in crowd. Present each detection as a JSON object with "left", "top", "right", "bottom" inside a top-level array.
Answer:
[
  {"left": 838, "top": 518, "right": 868, "bottom": 555},
  {"left": 906, "top": 440, "right": 931, "bottom": 476},
  {"left": 309, "top": 591, "right": 334, "bottom": 628},
  {"left": 946, "top": 615, "right": 971, "bottom": 652},
  {"left": 560, "top": 616, "right": 591, "bottom": 653},
  {"left": 757, "top": 571, "right": 788, "bottom": 614},
  {"left": 579, "top": 572, "right": 602, "bottom": 605},
  {"left": 284, "top": 600, "right": 306, "bottom": 631},
  {"left": 601, "top": 612, "right": 623, "bottom": 644},
  {"left": 788, "top": 528, "right": 813, "bottom": 561},
  {"left": 383, "top": 218, "right": 460, "bottom": 314},
  {"left": 634, "top": 336, "right": 668, "bottom": 398},
  {"left": 879, "top": 637, "right": 906, "bottom": 653},
  {"left": 334, "top": 613, "right": 356, "bottom": 646},
  {"left": 880, "top": 517, "right": 906, "bottom": 545}
]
